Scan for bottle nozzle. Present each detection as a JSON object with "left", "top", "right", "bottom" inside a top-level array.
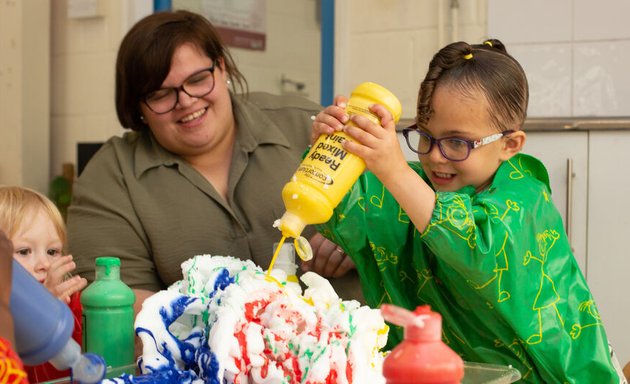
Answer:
[
  {"left": 381, "top": 304, "right": 428, "bottom": 328},
  {"left": 276, "top": 211, "right": 307, "bottom": 239},
  {"left": 381, "top": 304, "right": 441, "bottom": 341},
  {"left": 71, "top": 353, "right": 107, "bottom": 383},
  {"left": 48, "top": 339, "right": 106, "bottom": 383}
]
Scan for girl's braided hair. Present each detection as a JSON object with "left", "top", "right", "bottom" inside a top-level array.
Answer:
[{"left": 416, "top": 39, "right": 528, "bottom": 132}]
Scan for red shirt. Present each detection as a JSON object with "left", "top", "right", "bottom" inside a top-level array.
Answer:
[
  {"left": 0, "top": 336, "right": 29, "bottom": 384},
  {"left": 24, "top": 291, "right": 83, "bottom": 383}
]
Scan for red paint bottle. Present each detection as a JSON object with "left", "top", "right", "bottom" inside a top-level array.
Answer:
[{"left": 381, "top": 304, "right": 464, "bottom": 384}]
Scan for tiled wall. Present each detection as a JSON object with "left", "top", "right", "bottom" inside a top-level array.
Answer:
[
  {"left": 336, "top": 0, "right": 630, "bottom": 119},
  {"left": 50, "top": 1, "right": 144, "bottom": 183},
  {"left": 0, "top": 0, "right": 50, "bottom": 192},
  {"left": 335, "top": 0, "right": 488, "bottom": 120},
  {"left": 7, "top": 1, "right": 630, "bottom": 190},
  {"left": 488, "top": 0, "right": 630, "bottom": 117}
]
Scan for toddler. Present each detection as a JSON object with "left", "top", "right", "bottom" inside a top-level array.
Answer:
[{"left": 0, "top": 186, "right": 87, "bottom": 382}]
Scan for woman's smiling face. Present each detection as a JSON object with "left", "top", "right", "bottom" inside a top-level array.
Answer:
[
  {"left": 419, "top": 85, "right": 512, "bottom": 192},
  {"left": 139, "top": 43, "right": 234, "bottom": 158}
]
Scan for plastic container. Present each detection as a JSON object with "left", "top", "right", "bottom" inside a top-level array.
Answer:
[
  {"left": 43, "top": 363, "right": 139, "bottom": 384},
  {"left": 270, "top": 242, "right": 301, "bottom": 293},
  {"left": 381, "top": 304, "right": 464, "bottom": 384},
  {"left": 10, "top": 260, "right": 106, "bottom": 383},
  {"left": 277, "top": 82, "right": 402, "bottom": 239},
  {"left": 81, "top": 257, "right": 136, "bottom": 376},
  {"left": 462, "top": 362, "right": 521, "bottom": 384}
]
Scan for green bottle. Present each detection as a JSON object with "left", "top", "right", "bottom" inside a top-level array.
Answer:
[{"left": 81, "top": 257, "right": 136, "bottom": 376}]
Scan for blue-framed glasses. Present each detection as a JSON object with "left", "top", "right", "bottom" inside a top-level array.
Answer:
[
  {"left": 402, "top": 127, "right": 514, "bottom": 161},
  {"left": 142, "top": 63, "right": 216, "bottom": 114}
]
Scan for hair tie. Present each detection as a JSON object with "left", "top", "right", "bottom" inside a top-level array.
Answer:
[
  {"left": 484, "top": 41, "right": 493, "bottom": 47},
  {"left": 463, "top": 53, "right": 473, "bottom": 60}
]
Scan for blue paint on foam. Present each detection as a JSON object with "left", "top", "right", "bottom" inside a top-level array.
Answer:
[
  {"left": 209, "top": 268, "right": 234, "bottom": 299},
  {"left": 110, "top": 269, "right": 236, "bottom": 383}
]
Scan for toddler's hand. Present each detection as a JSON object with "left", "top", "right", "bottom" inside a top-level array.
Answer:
[{"left": 43, "top": 254, "right": 88, "bottom": 303}]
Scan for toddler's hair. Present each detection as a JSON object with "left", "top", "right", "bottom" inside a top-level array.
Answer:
[
  {"left": 0, "top": 186, "right": 67, "bottom": 248},
  {"left": 416, "top": 38, "right": 529, "bottom": 132}
]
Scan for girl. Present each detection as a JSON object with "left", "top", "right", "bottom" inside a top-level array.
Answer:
[
  {"left": 312, "top": 39, "right": 622, "bottom": 382},
  {"left": 0, "top": 186, "right": 87, "bottom": 382}
]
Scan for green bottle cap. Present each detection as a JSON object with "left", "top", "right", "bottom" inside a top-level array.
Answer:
[{"left": 95, "top": 257, "right": 120, "bottom": 267}]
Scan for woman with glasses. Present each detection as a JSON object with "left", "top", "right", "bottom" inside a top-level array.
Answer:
[
  {"left": 312, "top": 39, "right": 622, "bottom": 382},
  {"left": 67, "top": 10, "right": 362, "bottom": 321}
]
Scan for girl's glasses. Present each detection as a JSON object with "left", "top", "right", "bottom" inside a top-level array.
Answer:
[
  {"left": 402, "top": 127, "right": 514, "bottom": 161},
  {"left": 142, "top": 63, "right": 216, "bottom": 114}
]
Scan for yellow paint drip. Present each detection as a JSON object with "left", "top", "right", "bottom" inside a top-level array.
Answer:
[{"left": 266, "top": 235, "right": 287, "bottom": 276}]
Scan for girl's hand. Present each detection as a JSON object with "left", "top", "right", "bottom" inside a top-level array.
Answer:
[
  {"left": 311, "top": 95, "right": 349, "bottom": 144},
  {"left": 302, "top": 233, "right": 355, "bottom": 278},
  {"left": 342, "top": 103, "right": 409, "bottom": 181},
  {"left": 43, "top": 254, "right": 87, "bottom": 303}
]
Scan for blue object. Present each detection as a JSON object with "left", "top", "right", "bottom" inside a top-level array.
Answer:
[
  {"left": 10, "top": 260, "right": 75, "bottom": 365},
  {"left": 9, "top": 260, "right": 106, "bottom": 383},
  {"left": 320, "top": 0, "right": 334, "bottom": 106},
  {"left": 153, "top": 0, "right": 172, "bottom": 12}
]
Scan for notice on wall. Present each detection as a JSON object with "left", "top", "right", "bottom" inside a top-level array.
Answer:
[{"left": 200, "top": 0, "right": 266, "bottom": 51}]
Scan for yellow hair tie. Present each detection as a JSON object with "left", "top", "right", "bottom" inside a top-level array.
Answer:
[
  {"left": 463, "top": 53, "right": 473, "bottom": 60},
  {"left": 484, "top": 41, "right": 493, "bottom": 47}
]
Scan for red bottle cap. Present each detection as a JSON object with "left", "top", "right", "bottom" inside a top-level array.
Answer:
[{"left": 381, "top": 304, "right": 464, "bottom": 384}]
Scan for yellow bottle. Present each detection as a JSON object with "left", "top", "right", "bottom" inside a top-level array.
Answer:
[{"left": 277, "top": 82, "right": 402, "bottom": 239}]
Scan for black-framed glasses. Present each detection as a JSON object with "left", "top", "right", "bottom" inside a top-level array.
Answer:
[
  {"left": 142, "top": 64, "right": 216, "bottom": 114},
  {"left": 402, "top": 127, "right": 514, "bottom": 161}
]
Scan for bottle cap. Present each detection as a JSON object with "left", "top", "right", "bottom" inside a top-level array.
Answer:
[
  {"left": 96, "top": 257, "right": 120, "bottom": 267},
  {"left": 293, "top": 236, "right": 313, "bottom": 261},
  {"left": 351, "top": 82, "right": 403, "bottom": 123}
]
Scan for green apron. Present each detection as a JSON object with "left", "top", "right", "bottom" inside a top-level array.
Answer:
[{"left": 317, "top": 154, "right": 618, "bottom": 383}]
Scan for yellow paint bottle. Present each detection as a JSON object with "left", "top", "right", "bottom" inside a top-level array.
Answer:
[{"left": 277, "top": 82, "right": 402, "bottom": 240}]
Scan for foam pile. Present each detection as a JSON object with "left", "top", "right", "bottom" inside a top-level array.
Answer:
[{"left": 105, "top": 255, "right": 388, "bottom": 383}]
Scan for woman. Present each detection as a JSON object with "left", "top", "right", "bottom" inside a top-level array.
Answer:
[{"left": 67, "top": 10, "right": 361, "bottom": 317}]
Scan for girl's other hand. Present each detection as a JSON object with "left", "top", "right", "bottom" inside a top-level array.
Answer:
[
  {"left": 342, "top": 103, "right": 407, "bottom": 180},
  {"left": 311, "top": 95, "right": 349, "bottom": 144},
  {"left": 43, "top": 254, "right": 88, "bottom": 303}
]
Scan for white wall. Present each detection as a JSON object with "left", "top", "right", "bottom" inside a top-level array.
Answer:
[
  {"left": 488, "top": 0, "right": 630, "bottom": 117},
  {"left": 335, "top": 0, "right": 488, "bottom": 120},
  {"left": 0, "top": 0, "right": 50, "bottom": 193}
]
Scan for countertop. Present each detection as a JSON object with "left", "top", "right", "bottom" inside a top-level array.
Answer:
[{"left": 397, "top": 117, "right": 630, "bottom": 132}]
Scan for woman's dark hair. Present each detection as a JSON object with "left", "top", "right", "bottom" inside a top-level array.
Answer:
[
  {"left": 115, "top": 10, "right": 248, "bottom": 131},
  {"left": 416, "top": 39, "right": 528, "bottom": 132}
]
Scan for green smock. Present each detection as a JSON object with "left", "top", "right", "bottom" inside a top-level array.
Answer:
[{"left": 317, "top": 153, "right": 618, "bottom": 383}]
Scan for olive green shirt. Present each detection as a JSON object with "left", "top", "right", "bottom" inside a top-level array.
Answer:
[{"left": 68, "top": 92, "right": 364, "bottom": 301}]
